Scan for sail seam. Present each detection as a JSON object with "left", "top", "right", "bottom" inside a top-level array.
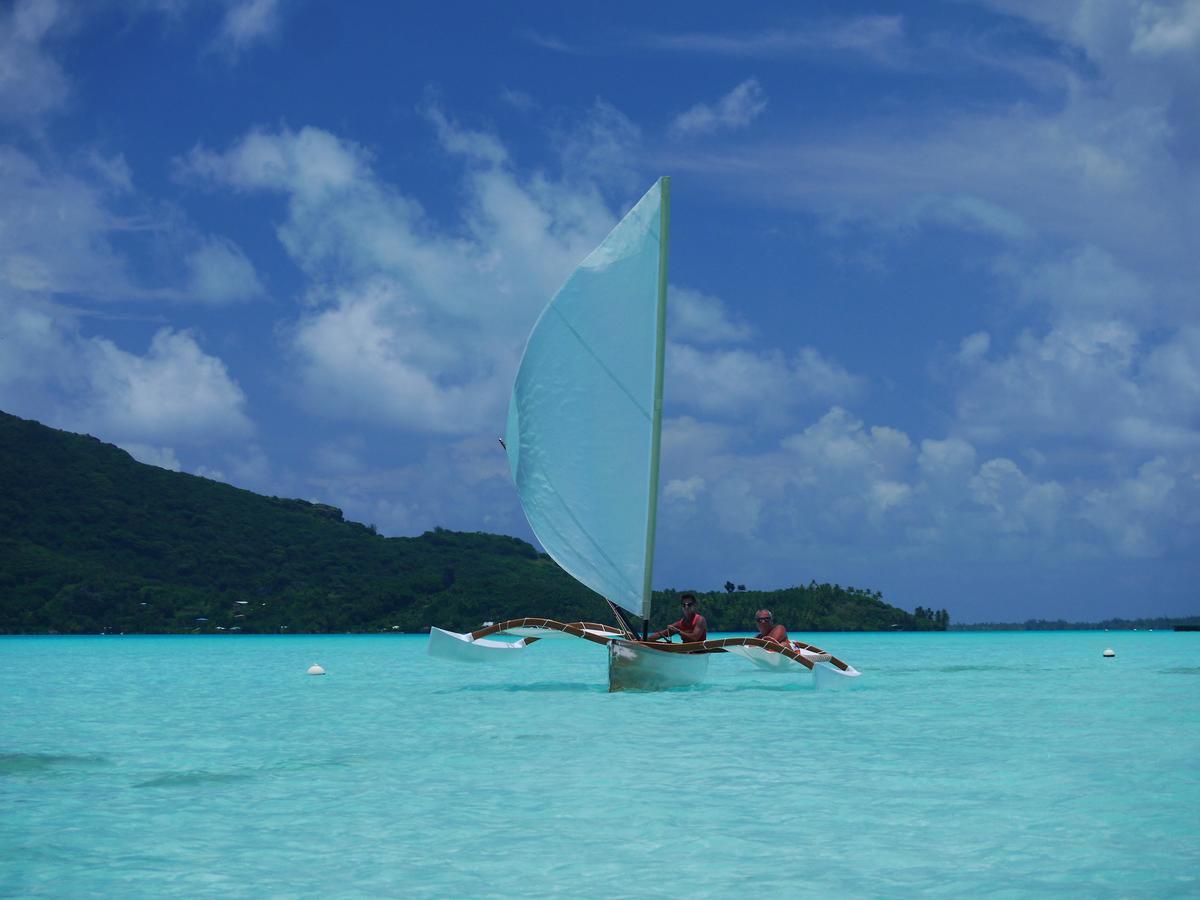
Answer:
[{"left": 548, "top": 305, "right": 652, "bottom": 422}]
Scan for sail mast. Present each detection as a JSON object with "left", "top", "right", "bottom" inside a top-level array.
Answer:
[{"left": 640, "top": 176, "right": 670, "bottom": 625}]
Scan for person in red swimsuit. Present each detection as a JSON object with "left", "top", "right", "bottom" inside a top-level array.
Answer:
[
  {"left": 647, "top": 592, "right": 708, "bottom": 643},
  {"left": 754, "top": 609, "right": 788, "bottom": 644}
]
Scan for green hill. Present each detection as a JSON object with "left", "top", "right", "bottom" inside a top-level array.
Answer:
[{"left": 0, "top": 410, "right": 938, "bottom": 634}]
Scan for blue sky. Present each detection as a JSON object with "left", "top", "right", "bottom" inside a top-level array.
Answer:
[{"left": 2, "top": 0, "right": 1198, "bottom": 622}]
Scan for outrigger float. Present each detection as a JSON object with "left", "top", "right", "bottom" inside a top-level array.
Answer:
[{"left": 427, "top": 178, "right": 861, "bottom": 691}]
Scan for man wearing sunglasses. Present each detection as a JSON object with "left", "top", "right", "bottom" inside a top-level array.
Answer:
[
  {"left": 646, "top": 592, "right": 708, "bottom": 643},
  {"left": 754, "top": 609, "right": 789, "bottom": 645}
]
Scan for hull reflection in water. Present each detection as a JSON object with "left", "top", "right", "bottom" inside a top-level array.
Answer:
[{"left": 607, "top": 640, "right": 709, "bottom": 692}]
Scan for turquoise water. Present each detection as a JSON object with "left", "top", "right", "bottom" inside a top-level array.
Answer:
[{"left": 2, "top": 632, "right": 1198, "bottom": 897}]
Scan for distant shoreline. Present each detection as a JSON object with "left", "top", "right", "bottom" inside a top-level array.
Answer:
[{"left": 950, "top": 617, "right": 1200, "bottom": 632}]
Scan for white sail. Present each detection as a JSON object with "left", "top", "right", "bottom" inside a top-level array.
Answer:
[{"left": 505, "top": 179, "right": 669, "bottom": 619}]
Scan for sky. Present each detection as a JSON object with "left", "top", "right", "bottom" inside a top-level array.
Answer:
[{"left": 1, "top": 0, "right": 1197, "bottom": 623}]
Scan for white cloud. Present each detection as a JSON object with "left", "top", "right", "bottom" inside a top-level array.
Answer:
[
  {"left": 214, "top": 0, "right": 283, "bottom": 57},
  {"left": 954, "top": 319, "right": 1144, "bottom": 444},
  {"left": 669, "top": 286, "right": 752, "bottom": 344},
  {"left": 499, "top": 88, "right": 536, "bottom": 112},
  {"left": 182, "top": 120, "right": 631, "bottom": 434},
  {"left": 0, "top": 0, "right": 69, "bottom": 123},
  {"left": 426, "top": 105, "right": 509, "bottom": 166},
  {"left": 0, "top": 146, "right": 265, "bottom": 307},
  {"left": 553, "top": 99, "right": 642, "bottom": 191},
  {"left": 781, "top": 408, "right": 914, "bottom": 482},
  {"left": 653, "top": 400, "right": 1197, "bottom": 601},
  {"left": 1002, "top": 246, "right": 1153, "bottom": 324},
  {"left": 0, "top": 147, "right": 134, "bottom": 298},
  {"left": 288, "top": 279, "right": 505, "bottom": 433},
  {"left": 184, "top": 235, "right": 264, "bottom": 304},
  {"left": 917, "top": 436, "right": 977, "bottom": 482},
  {"left": 663, "top": 475, "right": 705, "bottom": 503},
  {"left": 670, "top": 79, "right": 767, "bottom": 138},
  {"left": 903, "top": 193, "right": 1030, "bottom": 241},
  {"left": 85, "top": 151, "right": 133, "bottom": 193},
  {"left": 1081, "top": 456, "right": 1183, "bottom": 557},
  {"left": 0, "top": 293, "right": 253, "bottom": 447},
  {"left": 78, "top": 328, "right": 253, "bottom": 444},
  {"left": 306, "top": 434, "right": 518, "bottom": 536},
  {"left": 646, "top": 16, "right": 905, "bottom": 63},
  {"left": 667, "top": 342, "right": 865, "bottom": 422},
  {"left": 952, "top": 244, "right": 1200, "bottom": 458},
  {"left": 1132, "top": 1, "right": 1200, "bottom": 56},
  {"left": 957, "top": 331, "right": 990, "bottom": 364},
  {"left": 968, "top": 457, "right": 1065, "bottom": 536}
]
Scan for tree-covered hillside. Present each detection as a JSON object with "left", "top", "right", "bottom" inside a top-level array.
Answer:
[{"left": 0, "top": 411, "right": 940, "bottom": 634}]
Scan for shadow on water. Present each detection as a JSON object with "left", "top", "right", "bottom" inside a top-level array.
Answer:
[
  {"left": 688, "top": 682, "right": 822, "bottom": 694},
  {"left": 0, "top": 751, "right": 111, "bottom": 776},
  {"left": 444, "top": 681, "right": 605, "bottom": 694},
  {"left": 1160, "top": 666, "right": 1200, "bottom": 675},
  {"left": 135, "top": 757, "right": 354, "bottom": 788},
  {"left": 135, "top": 769, "right": 259, "bottom": 788},
  {"left": 442, "top": 679, "right": 861, "bottom": 694},
  {"left": 441, "top": 681, "right": 836, "bottom": 695}
]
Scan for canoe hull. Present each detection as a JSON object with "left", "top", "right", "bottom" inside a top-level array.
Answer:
[{"left": 607, "top": 639, "right": 709, "bottom": 692}]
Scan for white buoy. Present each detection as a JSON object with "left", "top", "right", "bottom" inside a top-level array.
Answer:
[
  {"left": 1102, "top": 648, "right": 1115, "bottom": 658},
  {"left": 307, "top": 664, "right": 326, "bottom": 675}
]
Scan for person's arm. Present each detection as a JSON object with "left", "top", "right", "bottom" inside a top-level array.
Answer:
[
  {"left": 648, "top": 619, "right": 683, "bottom": 641},
  {"left": 678, "top": 615, "right": 707, "bottom": 643},
  {"left": 765, "top": 625, "right": 788, "bottom": 644}
]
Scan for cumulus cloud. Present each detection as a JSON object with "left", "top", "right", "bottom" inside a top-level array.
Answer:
[
  {"left": 653, "top": 401, "right": 1197, "bottom": 609},
  {"left": 952, "top": 244, "right": 1200, "bottom": 458},
  {"left": 0, "top": 293, "right": 252, "bottom": 449},
  {"left": 79, "top": 328, "right": 252, "bottom": 443},
  {"left": 669, "top": 287, "right": 753, "bottom": 344},
  {"left": 667, "top": 342, "right": 865, "bottom": 422},
  {"left": 650, "top": 5, "right": 1199, "bottom": 585},
  {"left": 670, "top": 79, "right": 767, "bottom": 138},
  {"left": 181, "top": 118, "right": 634, "bottom": 434},
  {"left": 1081, "top": 456, "right": 1187, "bottom": 557},
  {"left": 288, "top": 279, "right": 505, "bottom": 433}
]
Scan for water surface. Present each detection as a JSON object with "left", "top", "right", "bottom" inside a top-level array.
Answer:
[{"left": 2, "top": 632, "right": 1197, "bottom": 897}]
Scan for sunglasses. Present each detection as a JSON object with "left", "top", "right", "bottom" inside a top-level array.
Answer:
[
  {"left": 756, "top": 617, "right": 772, "bottom": 623},
  {"left": 681, "top": 601, "right": 696, "bottom": 607}
]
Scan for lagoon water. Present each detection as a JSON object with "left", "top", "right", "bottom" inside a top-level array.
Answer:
[{"left": 2, "top": 631, "right": 1198, "bottom": 897}]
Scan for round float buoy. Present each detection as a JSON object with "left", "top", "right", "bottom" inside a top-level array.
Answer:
[
  {"left": 1102, "top": 648, "right": 1115, "bottom": 658},
  {"left": 307, "top": 664, "right": 326, "bottom": 675}
]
